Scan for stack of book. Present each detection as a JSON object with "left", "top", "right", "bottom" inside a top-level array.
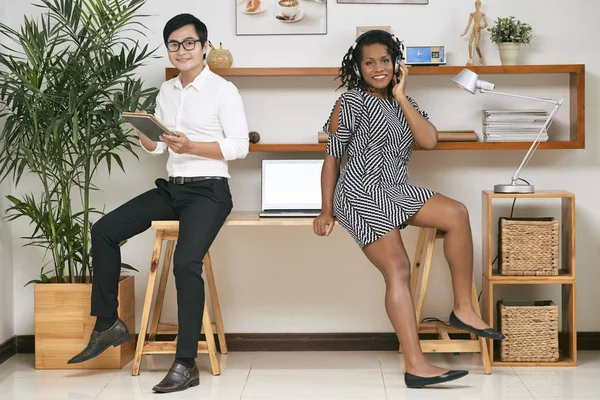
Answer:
[{"left": 482, "top": 109, "right": 549, "bottom": 142}]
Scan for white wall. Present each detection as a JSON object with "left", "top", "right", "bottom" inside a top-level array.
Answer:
[
  {"left": 0, "top": 179, "right": 14, "bottom": 344},
  {"left": 0, "top": 0, "right": 15, "bottom": 344},
  {"left": 6, "top": 0, "right": 600, "bottom": 336}
]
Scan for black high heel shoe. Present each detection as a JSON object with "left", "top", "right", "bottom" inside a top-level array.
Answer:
[
  {"left": 449, "top": 311, "right": 505, "bottom": 340},
  {"left": 405, "top": 370, "right": 469, "bottom": 388}
]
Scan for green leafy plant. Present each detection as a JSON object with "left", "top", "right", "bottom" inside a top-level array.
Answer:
[
  {"left": 0, "top": 0, "right": 159, "bottom": 284},
  {"left": 488, "top": 16, "right": 533, "bottom": 45}
]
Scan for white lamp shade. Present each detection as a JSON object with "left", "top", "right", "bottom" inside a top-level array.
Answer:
[{"left": 452, "top": 68, "right": 495, "bottom": 93}]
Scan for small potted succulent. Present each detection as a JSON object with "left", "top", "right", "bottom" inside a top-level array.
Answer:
[{"left": 488, "top": 16, "right": 533, "bottom": 65}]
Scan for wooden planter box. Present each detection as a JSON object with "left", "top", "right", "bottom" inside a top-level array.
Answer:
[{"left": 34, "top": 275, "right": 135, "bottom": 369}]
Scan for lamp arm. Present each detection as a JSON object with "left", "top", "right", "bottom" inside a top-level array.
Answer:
[
  {"left": 479, "top": 88, "right": 563, "bottom": 185},
  {"left": 510, "top": 99, "right": 563, "bottom": 184},
  {"left": 480, "top": 89, "right": 560, "bottom": 105}
]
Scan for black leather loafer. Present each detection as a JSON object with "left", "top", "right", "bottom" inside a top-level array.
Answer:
[
  {"left": 405, "top": 370, "right": 469, "bottom": 388},
  {"left": 152, "top": 361, "right": 200, "bottom": 393},
  {"left": 67, "top": 318, "right": 131, "bottom": 364},
  {"left": 449, "top": 311, "right": 506, "bottom": 340}
]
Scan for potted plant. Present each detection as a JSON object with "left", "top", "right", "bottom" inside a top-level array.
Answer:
[
  {"left": 0, "top": 0, "right": 158, "bottom": 369},
  {"left": 488, "top": 16, "right": 533, "bottom": 65}
]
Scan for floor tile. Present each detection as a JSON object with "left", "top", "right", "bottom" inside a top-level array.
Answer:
[
  {"left": 242, "top": 369, "right": 386, "bottom": 398},
  {"left": 383, "top": 368, "right": 534, "bottom": 400},
  {"left": 516, "top": 368, "right": 599, "bottom": 399},
  {"left": 250, "top": 351, "right": 382, "bottom": 374}
]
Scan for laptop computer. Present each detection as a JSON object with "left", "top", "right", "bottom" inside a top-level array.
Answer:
[{"left": 259, "top": 159, "right": 323, "bottom": 218}]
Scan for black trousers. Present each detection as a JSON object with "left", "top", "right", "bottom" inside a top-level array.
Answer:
[{"left": 91, "top": 178, "right": 232, "bottom": 358}]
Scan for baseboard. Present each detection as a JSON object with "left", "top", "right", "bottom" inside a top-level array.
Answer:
[
  {"left": 6, "top": 332, "right": 600, "bottom": 357},
  {"left": 0, "top": 337, "right": 17, "bottom": 365},
  {"left": 576, "top": 332, "right": 600, "bottom": 350},
  {"left": 220, "top": 333, "right": 405, "bottom": 352},
  {"left": 15, "top": 335, "right": 35, "bottom": 354}
]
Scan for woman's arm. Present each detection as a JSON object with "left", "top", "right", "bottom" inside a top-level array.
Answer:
[
  {"left": 393, "top": 62, "right": 438, "bottom": 150},
  {"left": 397, "top": 96, "right": 438, "bottom": 150},
  {"left": 314, "top": 154, "right": 340, "bottom": 237},
  {"left": 320, "top": 155, "right": 341, "bottom": 216},
  {"left": 314, "top": 98, "right": 349, "bottom": 237}
]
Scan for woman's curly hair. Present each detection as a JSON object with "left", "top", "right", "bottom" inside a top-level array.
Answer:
[{"left": 336, "top": 30, "right": 403, "bottom": 97}]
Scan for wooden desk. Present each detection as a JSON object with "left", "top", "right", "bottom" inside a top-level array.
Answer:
[
  {"left": 150, "top": 212, "right": 490, "bottom": 373},
  {"left": 152, "top": 211, "right": 334, "bottom": 231}
]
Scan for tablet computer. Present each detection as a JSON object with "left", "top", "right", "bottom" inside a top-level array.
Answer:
[{"left": 122, "top": 112, "right": 174, "bottom": 141}]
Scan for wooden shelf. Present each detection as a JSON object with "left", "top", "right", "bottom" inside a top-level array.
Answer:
[
  {"left": 165, "top": 64, "right": 585, "bottom": 151},
  {"left": 492, "top": 353, "right": 576, "bottom": 367},
  {"left": 482, "top": 190, "right": 575, "bottom": 199},
  {"left": 481, "top": 190, "right": 577, "bottom": 368},
  {"left": 250, "top": 143, "right": 326, "bottom": 152},
  {"left": 166, "top": 64, "right": 584, "bottom": 79},
  {"left": 249, "top": 140, "right": 583, "bottom": 152},
  {"left": 488, "top": 271, "right": 575, "bottom": 284}
]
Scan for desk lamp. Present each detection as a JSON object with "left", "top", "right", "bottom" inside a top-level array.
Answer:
[{"left": 451, "top": 68, "right": 563, "bottom": 193}]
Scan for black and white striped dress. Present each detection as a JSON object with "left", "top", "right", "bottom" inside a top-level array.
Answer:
[{"left": 324, "top": 88, "right": 436, "bottom": 248}]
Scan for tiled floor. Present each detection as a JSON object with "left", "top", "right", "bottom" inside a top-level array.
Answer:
[{"left": 0, "top": 351, "right": 597, "bottom": 399}]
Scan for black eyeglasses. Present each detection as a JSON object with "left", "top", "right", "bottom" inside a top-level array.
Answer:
[{"left": 166, "top": 39, "right": 202, "bottom": 52}]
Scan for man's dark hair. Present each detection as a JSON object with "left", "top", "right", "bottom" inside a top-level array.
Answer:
[{"left": 163, "top": 13, "right": 208, "bottom": 47}]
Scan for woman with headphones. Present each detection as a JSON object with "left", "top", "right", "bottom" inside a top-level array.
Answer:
[{"left": 313, "top": 30, "right": 504, "bottom": 388}]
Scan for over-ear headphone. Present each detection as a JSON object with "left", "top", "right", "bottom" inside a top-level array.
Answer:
[{"left": 349, "top": 30, "right": 405, "bottom": 79}]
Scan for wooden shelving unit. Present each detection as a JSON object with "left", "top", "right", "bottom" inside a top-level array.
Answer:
[
  {"left": 249, "top": 140, "right": 582, "bottom": 152},
  {"left": 481, "top": 190, "right": 576, "bottom": 367},
  {"left": 165, "top": 64, "right": 585, "bottom": 151}
]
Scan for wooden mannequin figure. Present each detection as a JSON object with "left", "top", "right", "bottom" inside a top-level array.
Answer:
[{"left": 460, "top": 0, "right": 488, "bottom": 65}]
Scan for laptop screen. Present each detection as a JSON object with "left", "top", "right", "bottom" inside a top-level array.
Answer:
[{"left": 261, "top": 160, "right": 324, "bottom": 210}]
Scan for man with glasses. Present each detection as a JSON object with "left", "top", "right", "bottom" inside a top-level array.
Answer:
[{"left": 68, "top": 14, "right": 249, "bottom": 394}]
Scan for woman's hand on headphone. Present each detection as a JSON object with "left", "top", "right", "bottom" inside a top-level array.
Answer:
[{"left": 392, "top": 61, "right": 408, "bottom": 100}]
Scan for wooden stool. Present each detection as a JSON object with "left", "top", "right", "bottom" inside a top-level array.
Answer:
[
  {"left": 402, "top": 227, "right": 492, "bottom": 375},
  {"left": 132, "top": 221, "right": 227, "bottom": 376}
]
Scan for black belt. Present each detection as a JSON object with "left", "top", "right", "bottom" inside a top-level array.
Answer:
[{"left": 169, "top": 176, "right": 227, "bottom": 184}]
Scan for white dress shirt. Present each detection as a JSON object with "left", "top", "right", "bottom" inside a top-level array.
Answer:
[{"left": 144, "top": 66, "right": 249, "bottom": 178}]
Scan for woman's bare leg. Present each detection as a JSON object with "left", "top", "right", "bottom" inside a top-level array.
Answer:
[
  {"left": 406, "top": 194, "right": 489, "bottom": 329},
  {"left": 362, "top": 229, "right": 448, "bottom": 377}
]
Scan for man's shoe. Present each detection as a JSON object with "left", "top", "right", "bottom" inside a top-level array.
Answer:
[
  {"left": 67, "top": 319, "right": 131, "bottom": 364},
  {"left": 152, "top": 361, "right": 200, "bottom": 393},
  {"left": 405, "top": 370, "right": 469, "bottom": 388},
  {"left": 449, "top": 311, "right": 506, "bottom": 340}
]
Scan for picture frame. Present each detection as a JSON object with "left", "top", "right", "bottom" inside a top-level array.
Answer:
[
  {"left": 356, "top": 25, "right": 391, "bottom": 38},
  {"left": 236, "top": 0, "right": 328, "bottom": 36},
  {"left": 338, "top": 0, "right": 427, "bottom": 4}
]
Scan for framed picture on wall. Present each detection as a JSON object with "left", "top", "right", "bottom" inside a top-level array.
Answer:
[
  {"left": 356, "top": 25, "right": 391, "bottom": 38},
  {"left": 338, "top": 0, "right": 427, "bottom": 4},
  {"left": 236, "top": 0, "right": 327, "bottom": 36}
]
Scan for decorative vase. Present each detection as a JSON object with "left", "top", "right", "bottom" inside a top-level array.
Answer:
[
  {"left": 207, "top": 49, "right": 233, "bottom": 69},
  {"left": 498, "top": 43, "right": 521, "bottom": 65}
]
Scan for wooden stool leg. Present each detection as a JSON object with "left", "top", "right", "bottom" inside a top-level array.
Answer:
[
  {"left": 472, "top": 280, "right": 492, "bottom": 375},
  {"left": 133, "top": 231, "right": 164, "bottom": 376},
  {"left": 148, "top": 240, "right": 175, "bottom": 341},
  {"left": 414, "top": 228, "right": 437, "bottom": 327},
  {"left": 401, "top": 227, "right": 436, "bottom": 355},
  {"left": 202, "top": 302, "right": 221, "bottom": 376},
  {"left": 204, "top": 251, "right": 228, "bottom": 354}
]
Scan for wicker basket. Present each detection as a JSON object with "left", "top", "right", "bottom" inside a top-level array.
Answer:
[
  {"left": 498, "top": 300, "right": 559, "bottom": 362},
  {"left": 498, "top": 217, "right": 559, "bottom": 276}
]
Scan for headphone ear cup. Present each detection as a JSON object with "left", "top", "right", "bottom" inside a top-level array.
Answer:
[
  {"left": 353, "top": 61, "right": 361, "bottom": 79},
  {"left": 394, "top": 56, "right": 400, "bottom": 75}
]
